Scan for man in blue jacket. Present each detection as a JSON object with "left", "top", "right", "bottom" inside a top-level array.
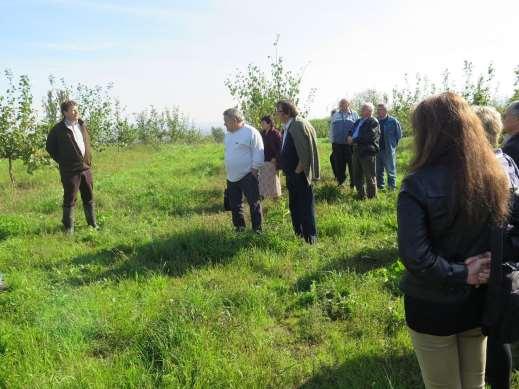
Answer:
[
  {"left": 376, "top": 103, "right": 402, "bottom": 190},
  {"left": 329, "top": 99, "right": 359, "bottom": 188}
]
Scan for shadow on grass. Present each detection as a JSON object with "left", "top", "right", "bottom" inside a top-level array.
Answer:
[
  {"left": 298, "top": 351, "right": 422, "bottom": 389},
  {"left": 65, "top": 228, "right": 275, "bottom": 286},
  {"left": 295, "top": 246, "right": 399, "bottom": 292}
]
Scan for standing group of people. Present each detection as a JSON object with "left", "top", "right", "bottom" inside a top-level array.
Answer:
[
  {"left": 329, "top": 99, "right": 402, "bottom": 198},
  {"left": 398, "top": 96, "right": 519, "bottom": 389},
  {"left": 4, "top": 92, "right": 519, "bottom": 389},
  {"left": 223, "top": 100, "right": 320, "bottom": 244}
]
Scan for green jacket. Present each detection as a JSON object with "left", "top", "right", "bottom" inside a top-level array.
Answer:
[{"left": 287, "top": 117, "right": 320, "bottom": 185}]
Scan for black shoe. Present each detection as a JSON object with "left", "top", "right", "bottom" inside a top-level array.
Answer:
[
  {"left": 304, "top": 235, "right": 317, "bottom": 245},
  {"left": 235, "top": 226, "right": 246, "bottom": 233}
]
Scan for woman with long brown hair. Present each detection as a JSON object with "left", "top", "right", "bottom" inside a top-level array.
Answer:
[{"left": 397, "top": 92, "right": 510, "bottom": 388}]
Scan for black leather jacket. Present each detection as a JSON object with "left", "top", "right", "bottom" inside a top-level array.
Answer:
[
  {"left": 397, "top": 165, "right": 492, "bottom": 303},
  {"left": 349, "top": 117, "right": 380, "bottom": 157}
]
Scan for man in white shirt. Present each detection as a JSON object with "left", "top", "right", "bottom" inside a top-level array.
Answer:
[
  {"left": 46, "top": 100, "right": 97, "bottom": 234},
  {"left": 223, "top": 108, "right": 264, "bottom": 232}
]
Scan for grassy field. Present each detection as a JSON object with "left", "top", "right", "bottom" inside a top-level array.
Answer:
[{"left": 0, "top": 139, "right": 516, "bottom": 388}]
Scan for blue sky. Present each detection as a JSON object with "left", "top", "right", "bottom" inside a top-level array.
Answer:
[{"left": 1, "top": 0, "right": 517, "bottom": 128}]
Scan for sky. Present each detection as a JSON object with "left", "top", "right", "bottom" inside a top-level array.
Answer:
[{"left": 1, "top": 0, "right": 517, "bottom": 129}]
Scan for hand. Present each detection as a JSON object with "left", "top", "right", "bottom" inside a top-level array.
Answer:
[
  {"left": 465, "top": 252, "right": 491, "bottom": 286},
  {"left": 347, "top": 136, "right": 353, "bottom": 145}
]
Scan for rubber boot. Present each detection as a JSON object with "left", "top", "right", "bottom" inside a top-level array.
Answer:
[
  {"left": 62, "top": 206, "right": 74, "bottom": 235},
  {"left": 83, "top": 203, "right": 98, "bottom": 229}
]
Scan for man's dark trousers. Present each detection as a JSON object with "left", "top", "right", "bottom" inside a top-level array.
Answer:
[
  {"left": 61, "top": 169, "right": 94, "bottom": 208},
  {"left": 331, "top": 143, "right": 353, "bottom": 187},
  {"left": 227, "top": 173, "right": 262, "bottom": 231},
  {"left": 286, "top": 172, "right": 316, "bottom": 243},
  {"left": 352, "top": 148, "right": 377, "bottom": 199}
]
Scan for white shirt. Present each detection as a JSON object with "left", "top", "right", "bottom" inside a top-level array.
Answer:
[
  {"left": 281, "top": 118, "right": 293, "bottom": 150},
  {"left": 224, "top": 124, "right": 264, "bottom": 182},
  {"left": 65, "top": 120, "right": 86, "bottom": 156}
]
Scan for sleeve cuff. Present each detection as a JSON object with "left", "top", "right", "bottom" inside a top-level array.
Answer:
[{"left": 447, "top": 263, "right": 468, "bottom": 284}]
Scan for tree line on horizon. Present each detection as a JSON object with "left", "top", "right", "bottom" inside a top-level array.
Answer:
[{"left": 1, "top": 55, "right": 518, "bottom": 185}]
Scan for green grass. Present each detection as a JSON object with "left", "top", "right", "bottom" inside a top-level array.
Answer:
[{"left": 0, "top": 139, "right": 516, "bottom": 388}]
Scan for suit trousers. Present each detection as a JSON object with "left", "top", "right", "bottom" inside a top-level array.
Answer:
[
  {"left": 286, "top": 172, "right": 316, "bottom": 243},
  {"left": 352, "top": 148, "right": 377, "bottom": 199}
]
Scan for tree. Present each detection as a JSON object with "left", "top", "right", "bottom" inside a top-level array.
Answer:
[
  {"left": 225, "top": 36, "right": 315, "bottom": 128},
  {"left": 42, "top": 76, "right": 127, "bottom": 148},
  {"left": 0, "top": 70, "right": 41, "bottom": 185},
  {"left": 511, "top": 65, "right": 519, "bottom": 102},
  {"left": 461, "top": 61, "right": 497, "bottom": 106},
  {"left": 211, "top": 127, "right": 225, "bottom": 143}
]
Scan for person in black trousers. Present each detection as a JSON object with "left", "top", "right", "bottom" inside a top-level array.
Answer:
[
  {"left": 329, "top": 99, "right": 358, "bottom": 187},
  {"left": 347, "top": 102, "right": 380, "bottom": 199},
  {"left": 276, "top": 100, "right": 320, "bottom": 244},
  {"left": 46, "top": 100, "right": 98, "bottom": 234},
  {"left": 486, "top": 101, "right": 519, "bottom": 389}
]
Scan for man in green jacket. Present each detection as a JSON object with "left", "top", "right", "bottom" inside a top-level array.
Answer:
[
  {"left": 276, "top": 99, "right": 320, "bottom": 244},
  {"left": 46, "top": 100, "right": 97, "bottom": 234}
]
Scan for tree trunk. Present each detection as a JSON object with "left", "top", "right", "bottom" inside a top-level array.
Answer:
[{"left": 8, "top": 157, "right": 15, "bottom": 187}]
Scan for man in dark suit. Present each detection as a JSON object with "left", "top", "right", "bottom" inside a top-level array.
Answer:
[
  {"left": 347, "top": 102, "right": 380, "bottom": 199},
  {"left": 502, "top": 101, "right": 519, "bottom": 166},
  {"left": 46, "top": 100, "right": 97, "bottom": 234},
  {"left": 277, "top": 100, "right": 320, "bottom": 244}
]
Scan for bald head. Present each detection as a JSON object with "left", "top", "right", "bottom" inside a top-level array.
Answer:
[{"left": 339, "top": 99, "right": 350, "bottom": 112}]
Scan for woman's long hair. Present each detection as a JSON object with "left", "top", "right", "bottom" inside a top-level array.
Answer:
[{"left": 411, "top": 92, "right": 509, "bottom": 225}]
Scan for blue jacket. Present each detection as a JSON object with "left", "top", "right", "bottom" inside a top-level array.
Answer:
[
  {"left": 378, "top": 115, "right": 402, "bottom": 152},
  {"left": 329, "top": 110, "right": 359, "bottom": 144}
]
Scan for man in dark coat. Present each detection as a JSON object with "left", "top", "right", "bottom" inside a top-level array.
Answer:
[
  {"left": 502, "top": 100, "right": 519, "bottom": 166},
  {"left": 347, "top": 102, "right": 380, "bottom": 199},
  {"left": 46, "top": 100, "right": 97, "bottom": 234}
]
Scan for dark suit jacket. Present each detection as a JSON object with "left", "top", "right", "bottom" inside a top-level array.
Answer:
[
  {"left": 503, "top": 133, "right": 519, "bottom": 168},
  {"left": 46, "top": 119, "right": 92, "bottom": 173},
  {"left": 349, "top": 117, "right": 380, "bottom": 157}
]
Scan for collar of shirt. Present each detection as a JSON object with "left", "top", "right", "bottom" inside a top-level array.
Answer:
[
  {"left": 352, "top": 118, "right": 367, "bottom": 139},
  {"left": 65, "top": 119, "right": 79, "bottom": 130},
  {"left": 282, "top": 119, "right": 293, "bottom": 149}
]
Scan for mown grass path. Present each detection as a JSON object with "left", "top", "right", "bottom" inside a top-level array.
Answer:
[{"left": 0, "top": 140, "right": 516, "bottom": 388}]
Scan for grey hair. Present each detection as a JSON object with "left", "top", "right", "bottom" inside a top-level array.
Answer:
[
  {"left": 361, "top": 102, "right": 374, "bottom": 112},
  {"left": 473, "top": 105, "right": 502, "bottom": 147},
  {"left": 223, "top": 108, "right": 244, "bottom": 122},
  {"left": 506, "top": 101, "right": 519, "bottom": 118}
]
